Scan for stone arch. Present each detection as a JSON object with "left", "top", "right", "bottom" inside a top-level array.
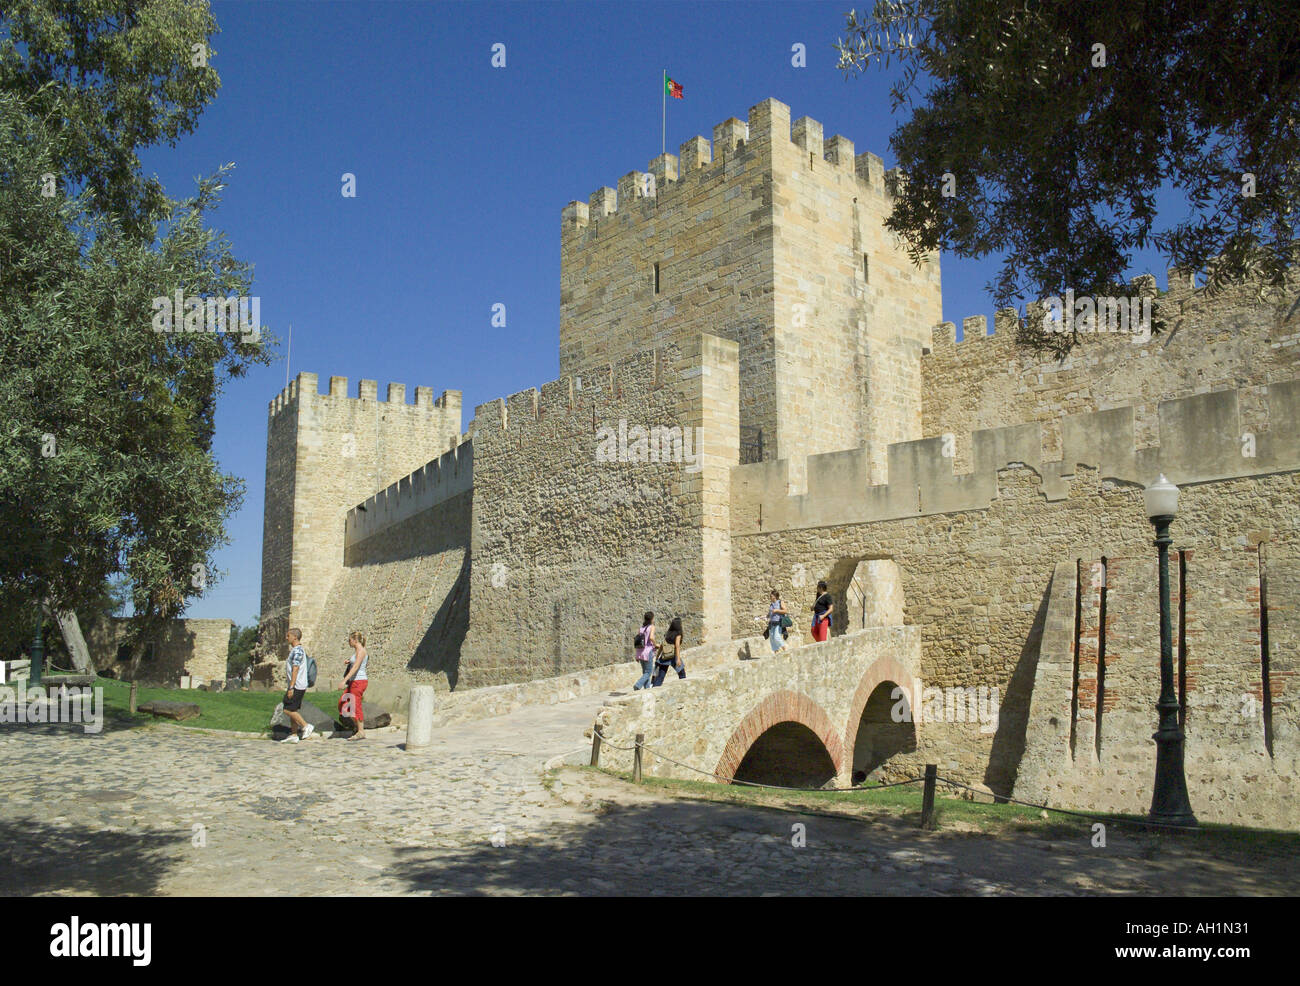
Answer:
[
  {"left": 714, "top": 690, "right": 846, "bottom": 784},
  {"left": 843, "top": 655, "right": 919, "bottom": 781}
]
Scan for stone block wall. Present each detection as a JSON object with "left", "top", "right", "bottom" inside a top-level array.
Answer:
[
  {"left": 85, "top": 617, "right": 233, "bottom": 685},
  {"left": 768, "top": 105, "right": 941, "bottom": 477},
  {"left": 311, "top": 484, "right": 472, "bottom": 689},
  {"left": 731, "top": 380, "right": 1300, "bottom": 536},
  {"left": 1017, "top": 546, "right": 1298, "bottom": 829},
  {"left": 459, "top": 334, "right": 739, "bottom": 688},
  {"left": 560, "top": 107, "right": 776, "bottom": 456}
]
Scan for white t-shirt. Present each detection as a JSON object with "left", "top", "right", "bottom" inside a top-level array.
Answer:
[
  {"left": 286, "top": 645, "right": 308, "bottom": 690},
  {"left": 348, "top": 649, "right": 368, "bottom": 682}
]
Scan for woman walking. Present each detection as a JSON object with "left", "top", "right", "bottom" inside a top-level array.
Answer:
[
  {"left": 652, "top": 617, "right": 686, "bottom": 686},
  {"left": 339, "top": 630, "right": 369, "bottom": 740},
  {"left": 633, "top": 612, "right": 657, "bottom": 690},
  {"left": 811, "top": 581, "right": 833, "bottom": 643},
  {"left": 766, "top": 589, "right": 789, "bottom": 652}
]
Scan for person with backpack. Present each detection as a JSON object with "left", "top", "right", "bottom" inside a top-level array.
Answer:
[
  {"left": 338, "top": 630, "right": 369, "bottom": 740},
  {"left": 811, "top": 581, "right": 833, "bottom": 643},
  {"left": 633, "top": 612, "right": 656, "bottom": 690},
  {"left": 766, "top": 589, "right": 790, "bottom": 652},
  {"left": 282, "top": 627, "right": 315, "bottom": 742},
  {"left": 651, "top": 617, "right": 686, "bottom": 686}
]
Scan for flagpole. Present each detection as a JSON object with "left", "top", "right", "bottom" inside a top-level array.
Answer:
[
  {"left": 662, "top": 69, "right": 666, "bottom": 156},
  {"left": 285, "top": 322, "right": 292, "bottom": 388}
]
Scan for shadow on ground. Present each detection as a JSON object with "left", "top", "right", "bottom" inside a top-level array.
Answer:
[
  {"left": 0, "top": 817, "right": 187, "bottom": 896},
  {"left": 0, "top": 715, "right": 147, "bottom": 737},
  {"left": 381, "top": 793, "right": 1300, "bottom": 896}
]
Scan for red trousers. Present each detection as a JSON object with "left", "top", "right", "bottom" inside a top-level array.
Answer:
[
  {"left": 340, "top": 680, "right": 367, "bottom": 722},
  {"left": 812, "top": 617, "right": 830, "bottom": 642}
]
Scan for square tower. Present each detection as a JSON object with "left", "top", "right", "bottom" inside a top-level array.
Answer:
[
  {"left": 260, "top": 374, "right": 462, "bottom": 661},
  {"left": 559, "top": 97, "right": 942, "bottom": 478}
]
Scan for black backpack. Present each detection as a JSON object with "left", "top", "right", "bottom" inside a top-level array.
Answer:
[{"left": 634, "top": 632, "right": 645, "bottom": 648}]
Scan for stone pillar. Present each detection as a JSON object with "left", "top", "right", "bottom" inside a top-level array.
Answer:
[{"left": 407, "top": 685, "right": 435, "bottom": 749}]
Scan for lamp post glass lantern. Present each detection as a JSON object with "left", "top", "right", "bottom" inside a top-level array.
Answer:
[{"left": 1144, "top": 474, "right": 1197, "bottom": 827}]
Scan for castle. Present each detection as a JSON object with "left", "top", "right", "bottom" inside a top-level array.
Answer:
[{"left": 259, "top": 98, "right": 1300, "bottom": 825}]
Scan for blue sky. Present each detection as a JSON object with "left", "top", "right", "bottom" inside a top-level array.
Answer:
[{"left": 150, "top": 0, "right": 1175, "bottom": 623}]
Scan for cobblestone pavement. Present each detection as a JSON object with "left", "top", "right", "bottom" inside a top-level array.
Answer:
[{"left": 1, "top": 696, "right": 1296, "bottom": 896}]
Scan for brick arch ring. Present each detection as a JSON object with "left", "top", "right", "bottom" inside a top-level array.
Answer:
[
  {"left": 713, "top": 690, "right": 847, "bottom": 783},
  {"left": 841, "top": 654, "right": 920, "bottom": 758}
]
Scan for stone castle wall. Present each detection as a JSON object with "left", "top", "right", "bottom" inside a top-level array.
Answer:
[
  {"left": 559, "top": 109, "right": 776, "bottom": 454},
  {"left": 729, "top": 413, "right": 1300, "bottom": 824},
  {"left": 312, "top": 486, "right": 472, "bottom": 689},
  {"left": 922, "top": 273, "right": 1300, "bottom": 472},
  {"left": 765, "top": 105, "right": 941, "bottom": 477},
  {"left": 459, "top": 333, "right": 739, "bottom": 689},
  {"left": 259, "top": 373, "right": 462, "bottom": 664}
]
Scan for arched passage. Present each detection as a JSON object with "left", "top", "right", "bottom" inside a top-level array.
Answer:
[
  {"left": 734, "top": 722, "right": 837, "bottom": 788},
  {"left": 715, "top": 690, "right": 845, "bottom": 786},
  {"left": 843, "top": 656, "right": 919, "bottom": 783}
]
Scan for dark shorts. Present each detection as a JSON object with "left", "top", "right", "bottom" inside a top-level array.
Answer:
[{"left": 284, "top": 688, "right": 306, "bottom": 712}]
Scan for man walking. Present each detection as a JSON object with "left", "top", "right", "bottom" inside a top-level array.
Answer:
[{"left": 282, "top": 628, "right": 314, "bottom": 743}]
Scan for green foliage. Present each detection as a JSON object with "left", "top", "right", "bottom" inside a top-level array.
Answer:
[
  {"left": 836, "top": 1, "right": 1300, "bottom": 348},
  {"left": 227, "top": 618, "right": 257, "bottom": 677},
  {"left": 0, "top": 0, "right": 222, "bottom": 244},
  {"left": 0, "top": 1, "right": 273, "bottom": 661}
]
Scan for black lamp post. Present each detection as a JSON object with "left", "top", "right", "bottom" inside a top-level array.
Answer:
[
  {"left": 30, "top": 607, "right": 44, "bottom": 688},
  {"left": 1143, "top": 475, "right": 1197, "bottom": 827}
]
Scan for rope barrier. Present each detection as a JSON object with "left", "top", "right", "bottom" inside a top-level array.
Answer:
[
  {"left": 928, "top": 774, "right": 1202, "bottom": 833},
  {"left": 589, "top": 727, "right": 1206, "bottom": 832}
]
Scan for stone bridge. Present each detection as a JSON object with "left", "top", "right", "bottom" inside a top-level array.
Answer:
[{"left": 591, "top": 626, "right": 923, "bottom": 788}]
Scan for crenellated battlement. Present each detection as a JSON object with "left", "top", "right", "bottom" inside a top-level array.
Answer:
[
  {"left": 472, "top": 345, "right": 666, "bottom": 439},
  {"left": 561, "top": 97, "right": 893, "bottom": 236},
  {"left": 267, "top": 371, "right": 461, "bottom": 420},
  {"left": 733, "top": 381, "right": 1300, "bottom": 536},
  {"left": 924, "top": 269, "right": 1204, "bottom": 355},
  {"left": 344, "top": 440, "right": 474, "bottom": 548},
  {"left": 921, "top": 267, "right": 1300, "bottom": 467}
]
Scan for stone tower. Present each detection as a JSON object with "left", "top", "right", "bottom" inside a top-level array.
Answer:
[
  {"left": 260, "top": 373, "right": 462, "bottom": 660},
  {"left": 559, "top": 96, "right": 942, "bottom": 479}
]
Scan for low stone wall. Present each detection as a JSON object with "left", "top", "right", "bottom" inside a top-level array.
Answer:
[
  {"left": 84, "top": 617, "right": 232, "bottom": 685},
  {"left": 353, "top": 634, "right": 775, "bottom": 727}
]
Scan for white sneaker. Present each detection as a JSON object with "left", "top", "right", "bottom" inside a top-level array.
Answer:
[
  {"left": 301, "top": 723, "right": 315, "bottom": 740},
  {"left": 283, "top": 734, "right": 300, "bottom": 744}
]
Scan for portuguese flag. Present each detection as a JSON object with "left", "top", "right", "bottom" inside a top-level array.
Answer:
[{"left": 666, "top": 76, "right": 683, "bottom": 99}]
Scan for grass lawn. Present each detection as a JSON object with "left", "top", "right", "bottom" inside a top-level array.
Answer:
[
  {"left": 47, "top": 675, "right": 345, "bottom": 734},
  {"left": 577, "top": 766, "right": 1300, "bottom": 856}
]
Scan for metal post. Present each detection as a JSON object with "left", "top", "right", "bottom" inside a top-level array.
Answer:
[
  {"left": 919, "top": 763, "right": 937, "bottom": 829},
  {"left": 1149, "top": 516, "right": 1197, "bottom": 827},
  {"left": 30, "top": 609, "right": 44, "bottom": 687},
  {"left": 633, "top": 733, "right": 644, "bottom": 783}
]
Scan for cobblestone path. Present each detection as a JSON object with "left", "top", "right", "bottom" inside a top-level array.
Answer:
[{"left": 1, "top": 696, "right": 1295, "bottom": 896}]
